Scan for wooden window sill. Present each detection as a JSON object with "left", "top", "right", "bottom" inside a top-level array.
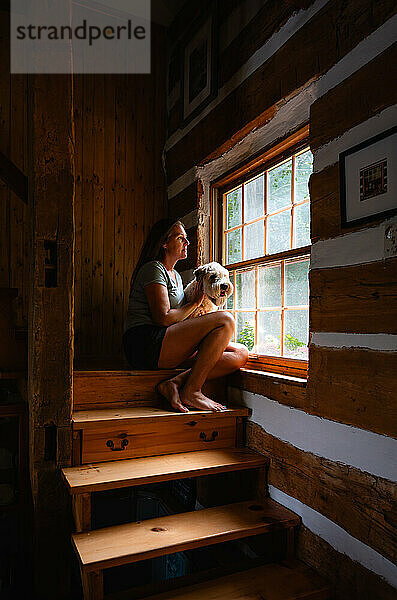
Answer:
[
  {"left": 228, "top": 367, "right": 308, "bottom": 405},
  {"left": 234, "top": 367, "right": 307, "bottom": 387}
]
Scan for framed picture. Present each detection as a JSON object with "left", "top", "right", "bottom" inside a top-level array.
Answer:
[
  {"left": 340, "top": 126, "right": 397, "bottom": 228},
  {"left": 181, "top": 3, "right": 218, "bottom": 125}
]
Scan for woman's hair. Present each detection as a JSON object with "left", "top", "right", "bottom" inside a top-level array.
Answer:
[{"left": 129, "top": 219, "right": 185, "bottom": 289}]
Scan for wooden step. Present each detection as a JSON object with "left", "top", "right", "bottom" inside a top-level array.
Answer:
[
  {"left": 72, "top": 405, "right": 250, "bottom": 430},
  {"left": 73, "top": 498, "right": 300, "bottom": 572},
  {"left": 64, "top": 448, "right": 267, "bottom": 533},
  {"left": 62, "top": 448, "right": 266, "bottom": 495},
  {"left": 73, "top": 370, "right": 227, "bottom": 411},
  {"left": 139, "top": 560, "right": 332, "bottom": 600},
  {"left": 72, "top": 406, "right": 250, "bottom": 465},
  {"left": 63, "top": 448, "right": 266, "bottom": 499}
]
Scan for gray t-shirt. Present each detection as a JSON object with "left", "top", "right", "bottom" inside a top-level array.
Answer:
[{"left": 124, "top": 260, "right": 184, "bottom": 332}]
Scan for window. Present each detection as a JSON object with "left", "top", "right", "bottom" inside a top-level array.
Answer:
[{"left": 213, "top": 134, "right": 312, "bottom": 377}]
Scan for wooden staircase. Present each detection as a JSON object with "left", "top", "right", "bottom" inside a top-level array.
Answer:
[{"left": 62, "top": 371, "right": 332, "bottom": 600}]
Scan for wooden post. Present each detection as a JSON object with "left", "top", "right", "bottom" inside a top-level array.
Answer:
[
  {"left": 235, "top": 416, "right": 246, "bottom": 447},
  {"left": 73, "top": 493, "right": 92, "bottom": 533},
  {"left": 27, "top": 70, "right": 75, "bottom": 598},
  {"left": 286, "top": 527, "right": 295, "bottom": 560},
  {"left": 255, "top": 464, "right": 267, "bottom": 502},
  {"left": 73, "top": 429, "right": 82, "bottom": 466},
  {"left": 80, "top": 569, "right": 103, "bottom": 600}
]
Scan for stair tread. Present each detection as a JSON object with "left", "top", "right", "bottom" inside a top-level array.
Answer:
[
  {"left": 72, "top": 405, "right": 250, "bottom": 430},
  {"left": 74, "top": 370, "right": 184, "bottom": 377},
  {"left": 73, "top": 498, "right": 300, "bottom": 571},
  {"left": 62, "top": 448, "right": 267, "bottom": 494},
  {"left": 139, "top": 560, "right": 332, "bottom": 600}
]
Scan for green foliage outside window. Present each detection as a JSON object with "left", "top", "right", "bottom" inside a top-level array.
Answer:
[
  {"left": 237, "top": 322, "right": 255, "bottom": 351},
  {"left": 237, "top": 322, "right": 306, "bottom": 353},
  {"left": 284, "top": 334, "right": 305, "bottom": 352}
]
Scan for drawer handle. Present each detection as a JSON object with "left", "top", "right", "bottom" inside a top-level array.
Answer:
[
  {"left": 106, "top": 438, "right": 129, "bottom": 451},
  {"left": 200, "top": 431, "right": 218, "bottom": 442}
]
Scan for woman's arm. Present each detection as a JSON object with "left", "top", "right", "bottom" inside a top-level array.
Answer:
[{"left": 145, "top": 281, "right": 204, "bottom": 326}]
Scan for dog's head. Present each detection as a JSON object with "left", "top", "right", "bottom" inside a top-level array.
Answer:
[{"left": 194, "top": 262, "right": 233, "bottom": 307}]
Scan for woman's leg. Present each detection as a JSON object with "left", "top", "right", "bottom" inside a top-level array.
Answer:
[
  {"left": 158, "top": 342, "right": 248, "bottom": 412},
  {"left": 157, "top": 313, "right": 243, "bottom": 411},
  {"left": 158, "top": 311, "right": 235, "bottom": 369},
  {"left": 180, "top": 342, "right": 249, "bottom": 380}
]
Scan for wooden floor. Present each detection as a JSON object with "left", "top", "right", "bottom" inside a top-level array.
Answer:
[
  {"left": 73, "top": 499, "right": 300, "bottom": 571},
  {"left": 135, "top": 561, "right": 332, "bottom": 600},
  {"left": 62, "top": 448, "right": 267, "bottom": 494}
]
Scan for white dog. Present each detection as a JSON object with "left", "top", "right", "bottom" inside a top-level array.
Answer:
[{"left": 184, "top": 262, "right": 233, "bottom": 319}]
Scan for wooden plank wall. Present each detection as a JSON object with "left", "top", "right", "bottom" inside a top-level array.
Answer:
[
  {"left": 73, "top": 25, "right": 167, "bottom": 367},
  {"left": 165, "top": 1, "right": 397, "bottom": 597},
  {"left": 0, "top": 16, "right": 168, "bottom": 368},
  {"left": 0, "top": 8, "right": 29, "bottom": 329}
]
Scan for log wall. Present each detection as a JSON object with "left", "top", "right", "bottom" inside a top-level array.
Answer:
[{"left": 165, "top": 1, "right": 397, "bottom": 596}]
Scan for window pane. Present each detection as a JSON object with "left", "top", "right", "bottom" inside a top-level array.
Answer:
[
  {"left": 236, "top": 312, "right": 255, "bottom": 352},
  {"left": 293, "top": 202, "right": 310, "bottom": 248},
  {"left": 285, "top": 260, "right": 309, "bottom": 306},
  {"left": 284, "top": 309, "right": 309, "bottom": 359},
  {"left": 244, "top": 220, "right": 264, "bottom": 260},
  {"left": 294, "top": 150, "right": 313, "bottom": 203},
  {"left": 257, "top": 311, "right": 281, "bottom": 356},
  {"left": 226, "top": 187, "right": 242, "bottom": 229},
  {"left": 226, "top": 287, "right": 234, "bottom": 309},
  {"left": 258, "top": 264, "right": 281, "bottom": 307},
  {"left": 267, "top": 159, "right": 292, "bottom": 213},
  {"left": 244, "top": 174, "right": 264, "bottom": 222},
  {"left": 235, "top": 269, "right": 255, "bottom": 309},
  {"left": 227, "top": 229, "right": 242, "bottom": 264},
  {"left": 266, "top": 209, "right": 291, "bottom": 255}
]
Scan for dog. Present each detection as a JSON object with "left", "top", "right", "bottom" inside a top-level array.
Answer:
[{"left": 184, "top": 262, "right": 233, "bottom": 319}]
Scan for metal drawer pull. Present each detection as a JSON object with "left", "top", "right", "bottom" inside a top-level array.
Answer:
[
  {"left": 106, "top": 438, "right": 129, "bottom": 451},
  {"left": 200, "top": 430, "right": 218, "bottom": 442}
]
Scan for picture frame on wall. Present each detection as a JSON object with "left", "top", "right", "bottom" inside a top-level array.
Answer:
[
  {"left": 340, "top": 126, "right": 397, "bottom": 228},
  {"left": 181, "top": 2, "right": 218, "bottom": 125}
]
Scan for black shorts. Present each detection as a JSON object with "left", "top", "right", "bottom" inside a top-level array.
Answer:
[{"left": 122, "top": 324, "right": 167, "bottom": 370}]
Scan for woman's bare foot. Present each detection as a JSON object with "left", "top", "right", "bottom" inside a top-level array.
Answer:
[
  {"left": 157, "top": 380, "right": 189, "bottom": 413},
  {"left": 180, "top": 388, "right": 227, "bottom": 412}
]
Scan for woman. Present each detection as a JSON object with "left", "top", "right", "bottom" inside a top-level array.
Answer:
[{"left": 123, "top": 219, "right": 248, "bottom": 413}]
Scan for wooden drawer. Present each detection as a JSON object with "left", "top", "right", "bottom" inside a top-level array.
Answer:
[{"left": 80, "top": 415, "right": 237, "bottom": 464}]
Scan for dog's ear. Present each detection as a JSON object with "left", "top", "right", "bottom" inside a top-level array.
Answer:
[{"left": 193, "top": 265, "right": 207, "bottom": 282}]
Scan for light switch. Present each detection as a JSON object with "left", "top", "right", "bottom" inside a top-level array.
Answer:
[{"left": 384, "top": 222, "right": 397, "bottom": 258}]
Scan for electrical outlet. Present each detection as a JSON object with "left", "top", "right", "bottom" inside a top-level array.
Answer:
[{"left": 384, "top": 222, "right": 397, "bottom": 258}]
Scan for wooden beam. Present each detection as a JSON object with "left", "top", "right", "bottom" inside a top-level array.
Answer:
[
  {"left": 310, "top": 44, "right": 397, "bottom": 151},
  {"left": 307, "top": 345, "right": 397, "bottom": 439},
  {"left": 247, "top": 422, "right": 397, "bottom": 565},
  {"left": 310, "top": 258, "right": 397, "bottom": 334},
  {"left": 28, "top": 69, "right": 75, "bottom": 599},
  {"left": 298, "top": 526, "right": 397, "bottom": 600},
  {"left": 166, "top": 0, "right": 397, "bottom": 183},
  {"left": 0, "top": 150, "right": 28, "bottom": 203}
]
